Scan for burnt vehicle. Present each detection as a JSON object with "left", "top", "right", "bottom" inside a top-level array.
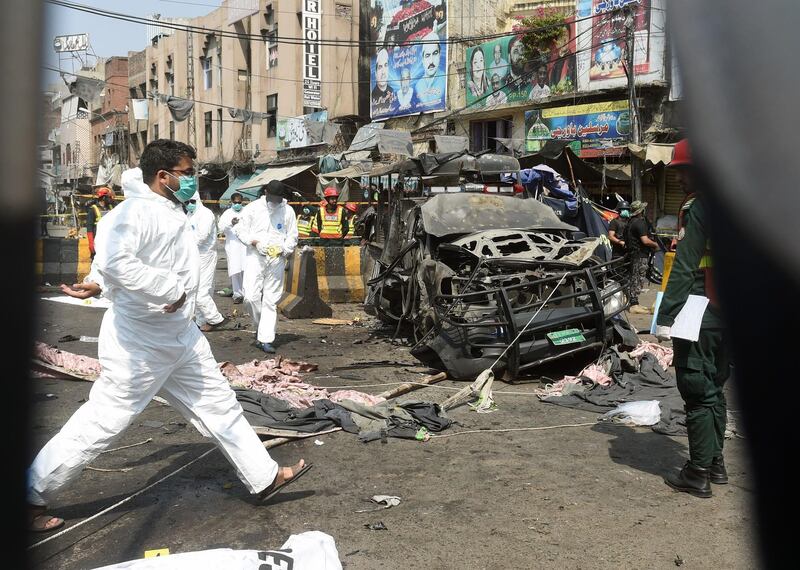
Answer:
[{"left": 362, "top": 153, "right": 630, "bottom": 380}]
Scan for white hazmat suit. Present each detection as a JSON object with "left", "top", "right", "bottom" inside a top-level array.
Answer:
[
  {"left": 217, "top": 205, "right": 247, "bottom": 301},
  {"left": 28, "top": 169, "right": 279, "bottom": 506},
  {"left": 234, "top": 196, "right": 298, "bottom": 345},
  {"left": 187, "top": 192, "right": 224, "bottom": 328}
]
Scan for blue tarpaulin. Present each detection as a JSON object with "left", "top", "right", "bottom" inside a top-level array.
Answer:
[{"left": 219, "top": 168, "right": 266, "bottom": 204}]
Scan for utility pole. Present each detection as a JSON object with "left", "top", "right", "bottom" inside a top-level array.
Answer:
[
  {"left": 625, "top": 5, "right": 642, "bottom": 201},
  {"left": 186, "top": 26, "right": 197, "bottom": 148}
]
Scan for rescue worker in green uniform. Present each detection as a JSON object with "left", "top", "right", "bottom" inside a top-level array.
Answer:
[{"left": 656, "top": 139, "right": 731, "bottom": 498}]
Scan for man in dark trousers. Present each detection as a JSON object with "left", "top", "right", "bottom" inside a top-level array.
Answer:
[
  {"left": 608, "top": 200, "right": 630, "bottom": 258},
  {"left": 625, "top": 200, "right": 660, "bottom": 312},
  {"left": 656, "top": 139, "right": 731, "bottom": 498}
]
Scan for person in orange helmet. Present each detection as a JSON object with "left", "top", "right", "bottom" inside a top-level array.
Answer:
[
  {"left": 316, "top": 186, "right": 349, "bottom": 239},
  {"left": 86, "top": 186, "right": 114, "bottom": 258}
]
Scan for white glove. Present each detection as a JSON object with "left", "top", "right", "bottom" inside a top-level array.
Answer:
[{"left": 655, "top": 325, "right": 672, "bottom": 342}]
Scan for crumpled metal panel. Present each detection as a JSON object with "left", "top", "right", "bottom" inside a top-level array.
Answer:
[
  {"left": 420, "top": 194, "right": 577, "bottom": 237},
  {"left": 450, "top": 230, "right": 600, "bottom": 266}
]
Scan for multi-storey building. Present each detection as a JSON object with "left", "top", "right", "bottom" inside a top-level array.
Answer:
[{"left": 127, "top": 0, "right": 361, "bottom": 169}]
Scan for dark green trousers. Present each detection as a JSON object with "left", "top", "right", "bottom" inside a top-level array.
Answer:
[{"left": 673, "top": 330, "right": 731, "bottom": 468}]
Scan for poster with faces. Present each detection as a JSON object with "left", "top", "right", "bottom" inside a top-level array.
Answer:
[{"left": 368, "top": 0, "right": 449, "bottom": 119}]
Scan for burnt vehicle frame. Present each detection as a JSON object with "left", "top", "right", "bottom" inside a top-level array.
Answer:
[{"left": 359, "top": 152, "right": 632, "bottom": 380}]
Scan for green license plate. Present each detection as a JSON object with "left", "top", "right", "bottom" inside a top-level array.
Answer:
[{"left": 546, "top": 328, "right": 586, "bottom": 346}]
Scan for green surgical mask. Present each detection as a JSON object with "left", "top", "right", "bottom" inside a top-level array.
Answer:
[
  {"left": 620, "top": 210, "right": 631, "bottom": 218},
  {"left": 165, "top": 172, "right": 197, "bottom": 203},
  {"left": 186, "top": 203, "right": 197, "bottom": 213},
  {"left": 232, "top": 203, "right": 243, "bottom": 212}
]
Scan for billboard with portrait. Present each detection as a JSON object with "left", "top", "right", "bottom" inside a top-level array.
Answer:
[
  {"left": 367, "top": 0, "right": 448, "bottom": 120},
  {"left": 575, "top": 0, "right": 666, "bottom": 91},
  {"left": 464, "top": 17, "right": 576, "bottom": 111}
]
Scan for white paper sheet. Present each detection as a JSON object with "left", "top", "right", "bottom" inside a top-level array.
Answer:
[
  {"left": 41, "top": 296, "right": 112, "bottom": 309},
  {"left": 669, "top": 294, "right": 709, "bottom": 342}
]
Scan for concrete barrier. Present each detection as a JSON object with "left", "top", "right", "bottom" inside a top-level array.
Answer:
[
  {"left": 313, "top": 245, "right": 365, "bottom": 303},
  {"left": 36, "top": 238, "right": 92, "bottom": 285},
  {"left": 279, "top": 248, "right": 333, "bottom": 318}
]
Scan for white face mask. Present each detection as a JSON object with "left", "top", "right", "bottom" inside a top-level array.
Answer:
[{"left": 265, "top": 195, "right": 282, "bottom": 211}]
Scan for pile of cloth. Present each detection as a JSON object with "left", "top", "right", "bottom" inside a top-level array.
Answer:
[
  {"left": 234, "top": 390, "right": 451, "bottom": 443},
  {"left": 223, "top": 359, "right": 452, "bottom": 443},
  {"left": 219, "top": 358, "right": 383, "bottom": 409},
  {"left": 535, "top": 342, "right": 687, "bottom": 436},
  {"left": 32, "top": 342, "right": 452, "bottom": 442},
  {"left": 33, "top": 342, "right": 102, "bottom": 379}
]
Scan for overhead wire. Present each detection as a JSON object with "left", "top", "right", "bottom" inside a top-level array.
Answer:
[
  {"left": 44, "top": 31, "right": 647, "bottom": 119},
  {"left": 46, "top": 0, "right": 637, "bottom": 48}
]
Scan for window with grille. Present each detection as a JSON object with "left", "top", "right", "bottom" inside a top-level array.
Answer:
[
  {"left": 202, "top": 57, "right": 213, "bottom": 90},
  {"left": 266, "top": 94, "right": 278, "bottom": 138},
  {"left": 204, "top": 111, "right": 213, "bottom": 147}
]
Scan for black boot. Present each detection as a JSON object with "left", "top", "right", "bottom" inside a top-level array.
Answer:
[
  {"left": 665, "top": 462, "right": 712, "bottom": 498},
  {"left": 710, "top": 456, "right": 729, "bottom": 485}
]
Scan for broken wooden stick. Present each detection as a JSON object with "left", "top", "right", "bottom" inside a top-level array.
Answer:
[
  {"left": 260, "top": 427, "right": 342, "bottom": 447},
  {"left": 85, "top": 466, "right": 133, "bottom": 473},
  {"left": 377, "top": 372, "right": 448, "bottom": 400},
  {"left": 100, "top": 438, "right": 153, "bottom": 455}
]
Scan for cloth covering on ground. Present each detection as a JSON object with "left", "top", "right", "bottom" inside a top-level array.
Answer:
[
  {"left": 220, "top": 358, "right": 383, "bottom": 409},
  {"left": 537, "top": 344, "right": 687, "bottom": 435},
  {"left": 92, "top": 531, "right": 342, "bottom": 570},
  {"left": 33, "top": 341, "right": 102, "bottom": 379},
  {"left": 235, "top": 390, "right": 452, "bottom": 442}
]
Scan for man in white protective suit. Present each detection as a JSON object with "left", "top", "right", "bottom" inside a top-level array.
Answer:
[
  {"left": 217, "top": 192, "right": 247, "bottom": 304},
  {"left": 234, "top": 180, "right": 298, "bottom": 354},
  {"left": 27, "top": 140, "right": 310, "bottom": 534},
  {"left": 186, "top": 190, "right": 226, "bottom": 331}
]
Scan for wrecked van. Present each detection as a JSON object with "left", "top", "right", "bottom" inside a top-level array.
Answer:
[{"left": 362, "top": 157, "right": 630, "bottom": 380}]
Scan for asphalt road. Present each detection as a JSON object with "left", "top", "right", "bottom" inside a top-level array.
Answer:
[{"left": 28, "top": 275, "right": 757, "bottom": 569}]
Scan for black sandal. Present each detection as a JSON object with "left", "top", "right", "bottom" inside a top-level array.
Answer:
[{"left": 258, "top": 463, "right": 313, "bottom": 503}]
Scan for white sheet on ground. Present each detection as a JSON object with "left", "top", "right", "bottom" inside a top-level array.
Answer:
[{"left": 92, "top": 531, "right": 342, "bottom": 570}]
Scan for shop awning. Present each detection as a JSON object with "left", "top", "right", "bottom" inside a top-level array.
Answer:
[
  {"left": 317, "top": 162, "right": 372, "bottom": 181},
  {"left": 348, "top": 126, "right": 413, "bottom": 157},
  {"left": 628, "top": 143, "right": 677, "bottom": 165},
  {"left": 239, "top": 163, "right": 314, "bottom": 190},
  {"left": 519, "top": 145, "right": 631, "bottom": 182}
]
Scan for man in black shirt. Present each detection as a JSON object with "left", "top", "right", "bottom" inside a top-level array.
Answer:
[
  {"left": 625, "top": 200, "right": 660, "bottom": 311},
  {"left": 608, "top": 200, "right": 630, "bottom": 258},
  {"left": 371, "top": 48, "right": 395, "bottom": 116}
]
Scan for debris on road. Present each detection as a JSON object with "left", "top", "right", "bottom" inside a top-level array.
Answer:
[
  {"left": 363, "top": 521, "right": 388, "bottom": 531},
  {"left": 355, "top": 495, "right": 401, "bottom": 513},
  {"left": 312, "top": 318, "right": 354, "bottom": 326}
]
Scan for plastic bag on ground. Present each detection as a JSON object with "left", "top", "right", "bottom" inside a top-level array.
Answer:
[{"left": 601, "top": 400, "right": 661, "bottom": 426}]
